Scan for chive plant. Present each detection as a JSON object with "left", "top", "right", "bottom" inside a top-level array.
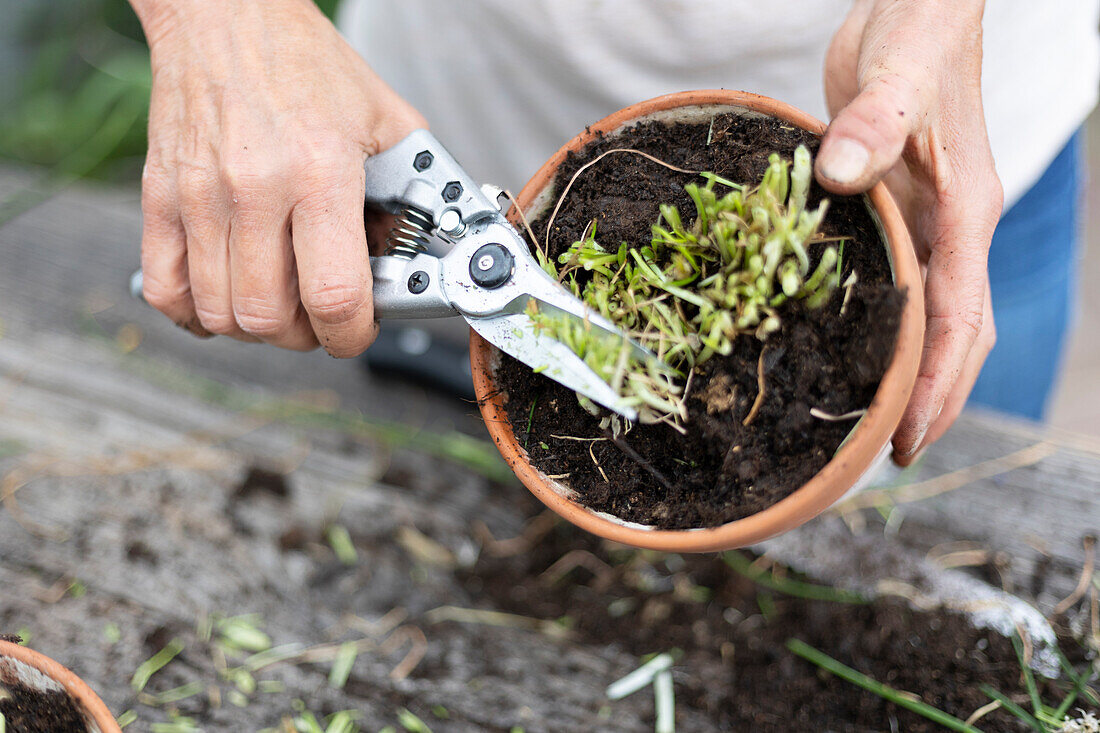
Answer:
[{"left": 531, "top": 145, "right": 842, "bottom": 425}]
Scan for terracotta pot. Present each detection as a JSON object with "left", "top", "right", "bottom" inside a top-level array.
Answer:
[
  {"left": 0, "top": 639, "right": 122, "bottom": 733},
  {"left": 470, "top": 90, "right": 924, "bottom": 552}
]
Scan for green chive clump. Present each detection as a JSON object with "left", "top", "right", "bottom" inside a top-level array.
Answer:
[{"left": 531, "top": 144, "right": 843, "bottom": 425}]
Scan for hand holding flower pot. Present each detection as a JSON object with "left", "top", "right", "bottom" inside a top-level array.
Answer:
[{"left": 820, "top": 0, "right": 1002, "bottom": 463}]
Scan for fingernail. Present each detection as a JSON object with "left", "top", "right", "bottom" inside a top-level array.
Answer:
[
  {"left": 893, "top": 445, "right": 926, "bottom": 468},
  {"left": 901, "top": 424, "right": 929, "bottom": 458},
  {"left": 820, "top": 139, "right": 869, "bottom": 184},
  {"left": 178, "top": 318, "right": 212, "bottom": 338}
]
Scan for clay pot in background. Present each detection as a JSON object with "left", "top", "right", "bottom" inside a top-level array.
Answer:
[
  {"left": 0, "top": 639, "right": 122, "bottom": 733},
  {"left": 471, "top": 90, "right": 924, "bottom": 552}
]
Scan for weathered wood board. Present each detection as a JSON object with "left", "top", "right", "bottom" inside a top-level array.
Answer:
[{"left": 0, "top": 170, "right": 1097, "bottom": 730}]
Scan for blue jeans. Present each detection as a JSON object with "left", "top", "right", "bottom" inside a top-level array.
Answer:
[{"left": 967, "top": 130, "right": 1084, "bottom": 421}]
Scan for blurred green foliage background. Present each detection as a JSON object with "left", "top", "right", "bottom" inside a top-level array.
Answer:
[{"left": 0, "top": 0, "right": 340, "bottom": 186}]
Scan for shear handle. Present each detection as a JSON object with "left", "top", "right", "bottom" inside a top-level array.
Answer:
[
  {"left": 369, "top": 254, "right": 455, "bottom": 320},
  {"left": 362, "top": 129, "right": 499, "bottom": 228}
]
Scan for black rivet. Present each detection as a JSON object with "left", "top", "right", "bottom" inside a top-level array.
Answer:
[
  {"left": 407, "top": 271, "right": 429, "bottom": 294},
  {"left": 442, "top": 181, "right": 463, "bottom": 202},
  {"left": 414, "top": 151, "right": 434, "bottom": 171},
  {"left": 469, "top": 244, "right": 513, "bottom": 290}
]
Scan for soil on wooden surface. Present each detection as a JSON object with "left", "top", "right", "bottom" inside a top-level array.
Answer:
[
  {"left": 4, "top": 444, "right": 1096, "bottom": 731},
  {"left": 497, "top": 113, "right": 904, "bottom": 528},
  {"left": 462, "top": 514, "right": 1090, "bottom": 733},
  {"left": 0, "top": 680, "right": 88, "bottom": 733}
]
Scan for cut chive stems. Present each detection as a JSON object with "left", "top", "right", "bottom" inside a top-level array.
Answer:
[
  {"left": 328, "top": 642, "right": 358, "bottom": 689},
  {"left": 531, "top": 145, "right": 845, "bottom": 426},
  {"left": 131, "top": 638, "right": 184, "bottom": 692},
  {"left": 606, "top": 653, "right": 674, "bottom": 700}
]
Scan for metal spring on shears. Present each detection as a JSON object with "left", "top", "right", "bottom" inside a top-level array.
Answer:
[{"left": 385, "top": 206, "right": 434, "bottom": 259}]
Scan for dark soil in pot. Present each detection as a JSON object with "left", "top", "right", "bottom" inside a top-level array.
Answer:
[
  {"left": 496, "top": 113, "right": 905, "bottom": 529},
  {"left": 0, "top": 679, "right": 88, "bottom": 733}
]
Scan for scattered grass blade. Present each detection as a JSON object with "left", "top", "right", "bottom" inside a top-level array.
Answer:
[
  {"left": 723, "top": 552, "right": 867, "bottom": 604},
  {"left": 786, "top": 638, "right": 984, "bottom": 733},
  {"left": 131, "top": 638, "right": 184, "bottom": 692},
  {"left": 979, "top": 684, "right": 1045, "bottom": 732}
]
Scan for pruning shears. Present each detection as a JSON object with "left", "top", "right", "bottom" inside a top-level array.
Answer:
[{"left": 132, "top": 130, "right": 649, "bottom": 419}]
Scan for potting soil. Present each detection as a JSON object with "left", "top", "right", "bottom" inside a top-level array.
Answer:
[
  {"left": 0, "top": 680, "right": 88, "bottom": 733},
  {"left": 498, "top": 113, "right": 904, "bottom": 528}
]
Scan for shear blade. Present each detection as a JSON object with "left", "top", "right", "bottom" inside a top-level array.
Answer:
[
  {"left": 470, "top": 311, "right": 639, "bottom": 421},
  {"left": 520, "top": 266, "right": 653, "bottom": 364}
]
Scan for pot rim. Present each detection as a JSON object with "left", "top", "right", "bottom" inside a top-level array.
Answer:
[
  {"left": 0, "top": 639, "right": 122, "bottom": 733},
  {"left": 470, "top": 89, "right": 924, "bottom": 552}
]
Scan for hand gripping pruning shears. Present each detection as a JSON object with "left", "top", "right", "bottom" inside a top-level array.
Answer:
[
  {"left": 362, "top": 130, "right": 651, "bottom": 420},
  {"left": 132, "top": 130, "right": 649, "bottom": 419}
]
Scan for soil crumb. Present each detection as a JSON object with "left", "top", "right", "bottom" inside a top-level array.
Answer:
[{"left": 234, "top": 466, "right": 291, "bottom": 500}]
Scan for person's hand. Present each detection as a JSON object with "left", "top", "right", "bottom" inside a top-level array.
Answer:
[
  {"left": 131, "top": 0, "right": 425, "bottom": 356},
  {"left": 817, "top": 0, "right": 1002, "bottom": 464}
]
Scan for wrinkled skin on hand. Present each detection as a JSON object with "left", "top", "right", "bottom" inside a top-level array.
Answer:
[
  {"left": 133, "top": 0, "right": 425, "bottom": 357},
  {"left": 817, "top": 0, "right": 1003, "bottom": 464}
]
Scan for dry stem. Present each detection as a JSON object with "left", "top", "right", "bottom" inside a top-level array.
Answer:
[
  {"left": 472, "top": 511, "right": 558, "bottom": 558},
  {"left": 589, "top": 442, "right": 610, "bottom": 483},
  {"left": 1053, "top": 534, "right": 1097, "bottom": 616},
  {"left": 541, "top": 549, "right": 616, "bottom": 590},
  {"left": 833, "top": 441, "right": 1057, "bottom": 514},
  {"left": 380, "top": 625, "right": 428, "bottom": 680},
  {"left": 743, "top": 349, "right": 768, "bottom": 426},
  {"left": 424, "top": 605, "right": 573, "bottom": 640},
  {"left": 503, "top": 188, "right": 545, "bottom": 263},
  {"left": 600, "top": 427, "right": 675, "bottom": 492},
  {"left": 809, "top": 407, "right": 867, "bottom": 422},
  {"left": 963, "top": 700, "right": 1002, "bottom": 727}
]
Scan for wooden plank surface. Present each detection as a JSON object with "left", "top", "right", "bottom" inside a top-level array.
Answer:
[
  {"left": 4, "top": 166, "right": 1092, "bottom": 599},
  {"left": 0, "top": 333, "right": 668, "bottom": 731},
  {"left": 0, "top": 168, "right": 480, "bottom": 438},
  {"left": 0, "top": 169, "right": 1098, "bottom": 730}
]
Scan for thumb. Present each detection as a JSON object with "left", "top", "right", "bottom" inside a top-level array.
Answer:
[{"left": 815, "top": 73, "right": 922, "bottom": 195}]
